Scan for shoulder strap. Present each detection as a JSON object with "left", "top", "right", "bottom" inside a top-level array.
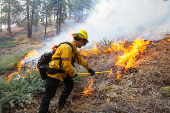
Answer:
[
  {"left": 51, "top": 42, "right": 74, "bottom": 71},
  {"left": 58, "top": 41, "right": 74, "bottom": 53}
]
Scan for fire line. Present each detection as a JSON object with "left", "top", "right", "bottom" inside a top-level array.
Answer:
[
  {"left": 83, "top": 79, "right": 93, "bottom": 95},
  {"left": 6, "top": 49, "right": 37, "bottom": 82}
]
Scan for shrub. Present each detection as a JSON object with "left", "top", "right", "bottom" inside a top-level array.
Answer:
[
  {"left": 73, "top": 63, "right": 87, "bottom": 82},
  {"left": 0, "top": 37, "right": 19, "bottom": 49},
  {"left": 10, "top": 32, "right": 27, "bottom": 39},
  {"left": 97, "top": 38, "right": 113, "bottom": 52},
  {"left": 0, "top": 67, "right": 45, "bottom": 111},
  {"left": 0, "top": 51, "right": 28, "bottom": 75},
  {"left": 0, "top": 50, "right": 5, "bottom": 55},
  {"left": 160, "top": 86, "right": 170, "bottom": 96}
]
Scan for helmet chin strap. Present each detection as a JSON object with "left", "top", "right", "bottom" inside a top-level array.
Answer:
[{"left": 83, "top": 39, "right": 88, "bottom": 46}]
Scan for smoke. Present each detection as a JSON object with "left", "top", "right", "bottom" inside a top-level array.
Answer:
[
  {"left": 23, "top": 0, "right": 170, "bottom": 63},
  {"left": 83, "top": 0, "right": 170, "bottom": 42},
  {"left": 50, "top": 0, "right": 170, "bottom": 47}
]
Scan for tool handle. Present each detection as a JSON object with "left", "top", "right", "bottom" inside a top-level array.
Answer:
[{"left": 77, "top": 71, "right": 111, "bottom": 76}]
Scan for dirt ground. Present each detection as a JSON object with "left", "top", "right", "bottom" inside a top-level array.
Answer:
[
  {"left": 1, "top": 25, "right": 170, "bottom": 113},
  {"left": 2, "top": 39, "right": 169, "bottom": 113}
]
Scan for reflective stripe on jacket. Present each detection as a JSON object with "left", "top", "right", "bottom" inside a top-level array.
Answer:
[{"left": 47, "top": 41, "right": 90, "bottom": 81}]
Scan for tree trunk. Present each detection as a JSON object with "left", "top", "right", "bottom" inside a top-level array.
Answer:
[
  {"left": 8, "top": 2, "right": 11, "bottom": 34},
  {"left": 74, "top": 0, "right": 78, "bottom": 22},
  {"left": 59, "top": 5, "right": 62, "bottom": 31},
  {"left": 27, "top": 0, "right": 31, "bottom": 38},
  {"left": 69, "top": 10, "right": 71, "bottom": 20},
  {"left": 7, "top": 22, "right": 8, "bottom": 31},
  {"left": 44, "top": 1, "right": 47, "bottom": 36},
  {"left": 30, "top": 0, "right": 35, "bottom": 37},
  {"left": 77, "top": 10, "right": 80, "bottom": 22},
  {"left": 56, "top": 1, "right": 59, "bottom": 34},
  {"left": 54, "top": 10, "right": 56, "bottom": 21},
  {"left": 0, "top": 8, "right": 2, "bottom": 32},
  {"left": 45, "top": 14, "right": 47, "bottom": 35},
  {"left": 75, "top": 12, "right": 77, "bottom": 22}
]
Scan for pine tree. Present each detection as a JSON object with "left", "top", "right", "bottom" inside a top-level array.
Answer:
[
  {"left": 30, "top": 0, "right": 35, "bottom": 36},
  {"left": 39, "top": 0, "right": 52, "bottom": 36},
  {"left": 23, "top": 0, "right": 41, "bottom": 38},
  {"left": 71, "top": 0, "right": 93, "bottom": 22},
  {"left": 26, "top": 0, "right": 31, "bottom": 38},
  {"left": 50, "top": 0, "right": 68, "bottom": 34},
  {"left": 67, "top": 0, "right": 73, "bottom": 20},
  {"left": 1, "top": 0, "right": 22, "bottom": 34},
  {"left": 0, "top": 0, "right": 3, "bottom": 32},
  {"left": 2, "top": 0, "right": 12, "bottom": 34},
  {"left": 32, "top": 0, "right": 41, "bottom": 32}
]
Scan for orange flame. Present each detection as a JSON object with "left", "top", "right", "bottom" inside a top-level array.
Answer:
[
  {"left": 111, "top": 38, "right": 127, "bottom": 52},
  {"left": 6, "top": 49, "right": 37, "bottom": 81},
  {"left": 83, "top": 79, "right": 93, "bottom": 95},
  {"left": 107, "top": 68, "right": 112, "bottom": 78},
  {"left": 6, "top": 61, "right": 24, "bottom": 81},
  {"left": 24, "top": 49, "right": 37, "bottom": 59},
  {"left": 151, "top": 41, "right": 154, "bottom": 45},
  {"left": 167, "top": 38, "right": 170, "bottom": 42},
  {"left": 94, "top": 42, "right": 97, "bottom": 50},
  {"left": 116, "top": 71, "right": 121, "bottom": 79},
  {"left": 80, "top": 42, "right": 101, "bottom": 56},
  {"left": 116, "top": 38, "right": 149, "bottom": 71},
  {"left": 109, "top": 38, "right": 149, "bottom": 79},
  {"left": 157, "top": 38, "right": 170, "bottom": 44},
  {"left": 80, "top": 38, "right": 129, "bottom": 56},
  {"left": 26, "top": 69, "right": 30, "bottom": 73},
  {"left": 80, "top": 38, "right": 149, "bottom": 80}
]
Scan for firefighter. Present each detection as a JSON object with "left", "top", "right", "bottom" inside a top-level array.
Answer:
[{"left": 39, "top": 29, "right": 95, "bottom": 113}]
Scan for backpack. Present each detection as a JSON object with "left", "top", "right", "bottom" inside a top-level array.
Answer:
[{"left": 37, "top": 42, "right": 73, "bottom": 80}]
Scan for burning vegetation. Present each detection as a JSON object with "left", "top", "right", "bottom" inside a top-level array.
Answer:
[
  {"left": 6, "top": 49, "right": 38, "bottom": 81},
  {"left": 65, "top": 37, "right": 170, "bottom": 113},
  {"left": 1, "top": 36, "right": 170, "bottom": 113}
]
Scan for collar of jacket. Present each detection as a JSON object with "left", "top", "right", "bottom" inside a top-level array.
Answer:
[{"left": 70, "top": 41, "right": 77, "bottom": 54}]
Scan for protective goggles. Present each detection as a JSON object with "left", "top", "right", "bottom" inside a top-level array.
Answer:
[{"left": 83, "top": 39, "right": 89, "bottom": 46}]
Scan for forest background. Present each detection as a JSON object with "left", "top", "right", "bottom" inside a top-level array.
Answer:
[{"left": 0, "top": 0, "right": 170, "bottom": 113}]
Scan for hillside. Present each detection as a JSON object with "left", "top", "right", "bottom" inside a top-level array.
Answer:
[
  {"left": 0, "top": 24, "right": 170, "bottom": 113},
  {"left": 0, "top": 22, "right": 70, "bottom": 78},
  {"left": 48, "top": 41, "right": 170, "bottom": 113},
  {"left": 3, "top": 38, "right": 170, "bottom": 113},
  {"left": 1, "top": 0, "right": 170, "bottom": 112}
]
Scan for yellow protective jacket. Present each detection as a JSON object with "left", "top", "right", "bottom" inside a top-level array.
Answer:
[{"left": 47, "top": 41, "right": 90, "bottom": 81}]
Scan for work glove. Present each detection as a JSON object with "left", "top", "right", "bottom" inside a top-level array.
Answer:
[
  {"left": 88, "top": 68, "right": 95, "bottom": 76},
  {"left": 73, "top": 74, "right": 78, "bottom": 78}
]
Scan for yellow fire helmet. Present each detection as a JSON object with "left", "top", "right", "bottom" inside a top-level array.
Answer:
[{"left": 72, "top": 29, "right": 88, "bottom": 40}]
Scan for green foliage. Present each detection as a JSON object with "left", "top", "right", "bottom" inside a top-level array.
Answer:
[
  {"left": 10, "top": 32, "right": 27, "bottom": 38},
  {"left": 0, "top": 50, "right": 5, "bottom": 55},
  {"left": 1, "top": 0, "right": 23, "bottom": 34},
  {"left": 0, "top": 37, "right": 15, "bottom": 42},
  {"left": 73, "top": 63, "right": 87, "bottom": 82},
  {"left": 0, "top": 51, "right": 28, "bottom": 75},
  {"left": 0, "top": 104, "right": 1, "bottom": 113},
  {"left": 72, "top": 0, "right": 93, "bottom": 22},
  {"left": 0, "top": 67, "right": 45, "bottom": 111},
  {"left": 160, "top": 86, "right": 170, "bottom": 96},
  {"left": 0, "top": 37, "right": 19, "bottom": 49}
]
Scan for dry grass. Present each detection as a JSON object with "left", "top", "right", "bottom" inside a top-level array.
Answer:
[
  {"left": 35, "top": 41, "right": 170, "bottom": 113},
  {"left": 1, "top": 30, "right": 170, "bottom": 112},
  {"left": 11, "top": 41, "right": 169, "bottom": 113},
  {"left": 57, "top": 42, "right": 170, "bottom": 113}
]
